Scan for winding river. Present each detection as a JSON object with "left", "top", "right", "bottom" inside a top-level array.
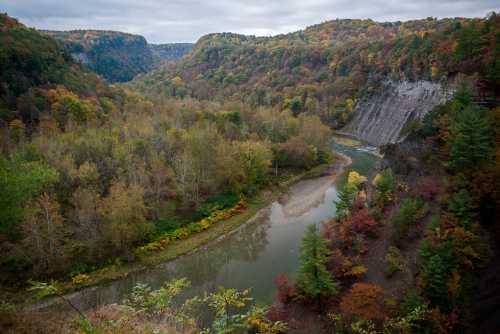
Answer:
[{"left": 37, "top": 141, "right": 377, "bottom": 312}]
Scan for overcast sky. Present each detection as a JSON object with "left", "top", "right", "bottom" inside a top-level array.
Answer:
[{"left": 1, "top": 0, "right": 498, "bottom": 43}]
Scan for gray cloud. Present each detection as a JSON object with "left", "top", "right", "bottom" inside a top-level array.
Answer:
[{"left": 0, "top": 0, "right": 498, "bottom": 43}]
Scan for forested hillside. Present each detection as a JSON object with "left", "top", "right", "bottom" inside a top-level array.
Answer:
[
  {"left": 44, "top": 30, "right": 155, "bottom": 82},
  {"left": 133, "top": 15, "right": 500, "bottom": 127},
  {"left": 0, "top": 14, "right": 118, "bottom": 124},
  {"left": 44, "top": 31, "right": 194, "bottom": 82},
  {"left": 1, "top": 9, "right": 500, "bottom": 334},
  {"left": 0, "top": 14, "right": 331, "bottom": 287}
]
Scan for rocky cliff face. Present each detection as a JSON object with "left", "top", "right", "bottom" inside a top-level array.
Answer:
[
  {"left": 342, "top": 81, "right": 453, "bottom": 146},
  {"left": 43, "top": 31, "right": 194, "bottom": 82},
  {"left": 44, "top": 30, "right": 155, "bottom": 82}
]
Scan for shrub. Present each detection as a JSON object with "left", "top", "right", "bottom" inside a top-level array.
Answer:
[
  {"left": 136, "top": 199, "right": 247, "bottom": 254},
  {"left": 400, "top": 289, "right": 426, "bottom": 316},
  {"left": 384, "top": 246, "right": 405, "bottom": 278},
  {"left": 339, "top": 283, "right": 386, "bottom": 321},
  {"left": 71, "top": 273, "right": 90, "bottom": 285},
  {"left": 391, "top": 198, "right": 427, "bottom": 242},
  {"left": 351, "top": 208, "right": 377, "bottom": 235},
  {"left": 152, "top": 219, "right": 180, "bottom": 235},
  {"left": 196, "top": 191, "right": 240, "bottom": 218},
  {"left": 347, "top": 171, "right": 367, "bottom": 188},
  {"left": 372, "top": 169, "right": 395, "bottom": 207},
  {"left": 344, "top": 265, "right": 368, "bottom": 278},
  {"left": 274, "top": 274, "right": 298, "bottom": 304},
  {"left": 411, "top": 176, "right": 442, "bottom": 201}
]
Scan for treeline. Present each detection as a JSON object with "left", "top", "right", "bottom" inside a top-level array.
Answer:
[
  {"left": 132, "top": 13, "right": 500, "bottom": 127},
  {"left": 0, "top": 90, "right": 331, "bottom": 282},
  {"left": 0, "top": 14, "right": 332, "bottom": 284}
]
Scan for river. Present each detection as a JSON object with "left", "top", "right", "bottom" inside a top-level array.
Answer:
[{"left": 36, "top": 142, "right": 377, "bottom": 312}]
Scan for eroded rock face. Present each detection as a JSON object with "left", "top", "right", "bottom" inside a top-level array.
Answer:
[{"left": 342, "top": 81, "right": 453, "bottom": 146}]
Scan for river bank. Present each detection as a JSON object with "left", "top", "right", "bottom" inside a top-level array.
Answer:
[{"left": 17, "top": 150, "right": 352, "bottom": 313}]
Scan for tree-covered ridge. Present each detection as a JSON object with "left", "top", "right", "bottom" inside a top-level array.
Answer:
[
  {"left": 132, "top": 14, "right": 500, "bottom": 127},
  {"left": 44, "top": 29, "right": 155, "bottom": 82},
  {"left": 0, "top": 13, "right": 125, "bottom": 129},
  {"left": 43, "top": 31, "right": 195, "bottom": 82},
  {"left": 0, "top": 14, "right": 117, "bottom": 123},
  {"left": 0, "top": 13, "right": 332, "bottom": 285}
]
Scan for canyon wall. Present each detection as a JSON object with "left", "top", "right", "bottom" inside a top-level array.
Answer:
[{"left": 342, "top": 81, "right": 453, "bottom": 146}]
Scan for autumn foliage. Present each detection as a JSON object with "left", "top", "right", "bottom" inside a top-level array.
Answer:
[
  {"left": 274, "top": 274, "right": 298, "bottom": 304},
  {"left": 339, "top": 283, "right": 386, "bottom": 321}
]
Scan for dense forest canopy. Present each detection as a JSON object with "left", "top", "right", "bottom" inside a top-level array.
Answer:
[
  {"left": 1, "top": 9, "right": 500, "bottom": 334},
  {"left": 0, "top": 13, "right": 332, "bottom": 284},
  {"left": 132, "top": 14, "right": 500, "bottom": 127}
]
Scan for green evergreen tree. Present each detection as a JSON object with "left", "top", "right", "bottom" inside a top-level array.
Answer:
[
  {"left": 422, "top": 254, "right": 449, "bottom": 310},
  {"left": 297, "top": 224, "right": 338, "bottom": 312},
  {"left": 335, "top": 183, "right": 357, "bottom": 218},
  {"left": 448, "top": 189, "right": 476, "bottom": 226},
  {"left": 450, "top": 105, "right": 494, "bottom": 170}
]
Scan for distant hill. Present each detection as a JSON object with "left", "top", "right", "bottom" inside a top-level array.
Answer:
[
  {"left": 0, "top": 14, "right": 118, "bottom": 123},
  {"left": 43, "top": 30, "right": 155, "bottom": 82},
  {"left": 43, "top": 30, "right": 193, "bottom": 82},
  {"left": 149, "top": 43, "right": 194, "bottom": 64},
  {"left": 131, "top": 15, "right": 500, "bottom": 127}
]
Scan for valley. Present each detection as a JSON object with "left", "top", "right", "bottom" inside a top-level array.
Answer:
[{"left": 1, "top": 7, "right": 500, "bottom": 334}]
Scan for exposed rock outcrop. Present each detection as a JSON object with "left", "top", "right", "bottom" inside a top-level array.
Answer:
[
  {"left": 342, "top": 81, "right": 453, "bottom": 146},
  {"left": 43, "top": 31, "right": 194, "bottom": 82}
]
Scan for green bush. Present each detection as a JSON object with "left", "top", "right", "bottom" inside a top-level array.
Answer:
[
  {"left": 418, "top": 238, "right": 456, "bottom": 310},
  {"left": 196, "top": 192, "right": 239, "bottom": 218},
  {"left": 400, "top": 289, "right": 426, "bottom": 316},
  {"left": 153, "top": 219, "right": 180, "bottom": 235},
  {"left": 391, "top": 198, "right": 427, "bottom": 242},
  {"left": 373, "top": 169, "right": 395, "bottom": 207},
  {"left": 447, "top": 189, "right": 476, "bottom": 227},
  {"left": 384, "top": 246, "right": 405, "bottom": 277}
]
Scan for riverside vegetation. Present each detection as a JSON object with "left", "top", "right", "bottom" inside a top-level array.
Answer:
[{"left": 1, "top": 10, "right": 500, "bottom": 334}]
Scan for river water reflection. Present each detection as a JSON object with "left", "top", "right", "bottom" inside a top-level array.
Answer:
[{"left": 43, "top": 144, "right": 376, "bottom": 311}]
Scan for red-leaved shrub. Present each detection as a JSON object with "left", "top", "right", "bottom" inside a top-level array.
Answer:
[
  {"left": 351, "top": 208, "right": 377, "bottom": 234},
  {"left": 274, "top": 274, "right": 298, "bottom": 303}
]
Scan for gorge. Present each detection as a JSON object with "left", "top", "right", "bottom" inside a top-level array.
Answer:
[{"left": 0, "top": 8, "right": 499, "bottom": 334}]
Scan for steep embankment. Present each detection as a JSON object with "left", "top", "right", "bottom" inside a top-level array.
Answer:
[
  {"left": 43, "top": 31, "right": 194, "bottom": 82},
  {"left": 131, "top": 15, "right": 499, "bottom": 131},
  {"left": 0, "top": 14, "right": 116, "bottom": 123},
  {"left": 341, "top": 81, "right": 453, "bottom": 145},
  {"left": 43, "top": 30, "right": 154, "bottom": 82}
]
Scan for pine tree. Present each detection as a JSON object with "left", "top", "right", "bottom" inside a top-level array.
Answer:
[
  {"left": 335, "top": 183, "right": 357, "bottom": 218},
  {"left": 297, "top": 224, "right": 338, "bottom": 311},
  {"left": 422, "top": 254, "right": 449, "bottom": 310},
  {"left": 450, "top": 105, "right": 494, "bottom": 170}
]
